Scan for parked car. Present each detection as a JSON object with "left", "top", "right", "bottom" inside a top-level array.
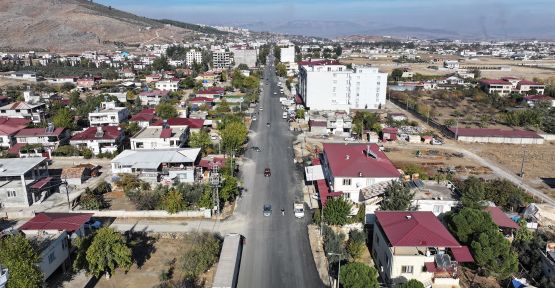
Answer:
[
  {"left": 344, "top": 137, "right": 356, "bottom": 141},
  {"left": 252, "top": 115, "right": 257, "bottom": 121},
  {"left": 266, "top": 122, "right": 271, "bottom": 127},
  {"left": 263, "top": 204, "right": 272, "bottom": 216},
  {"left": 252, "top": 146, "right": 261, "bottom": 152},
  {"left": 431, "top": 138, "right": 443, "bottom": 145},
  {"left": 84, "top": 219, "right": 102, "bottom": 229},
  {"left": 264, "top": 168, "right": 271, "bottom": 177},
  {"left": 259, "top": 106, "right": 264, "bottom": 111}
]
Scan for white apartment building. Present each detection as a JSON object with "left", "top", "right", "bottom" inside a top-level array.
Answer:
[
  {"left": 298, "top": 63, "right": 387, "bottom": 112},
  {"left": 88, "top": 102, "right": 129, "bottom": 126},
  {"left": 186, "top": 49, "right": 203, "bottom": 66},
  {"left": 131, "top": 126, "right": 189, "bottom": 150},
  {"left": 155, "top": 79, "right": 179, "bottom": 92},
  {"left": 279, "top": 45, "right": 295, "bottom": 63},
  {"left": 230, "top": 46, "right": 258, "bottom": 68},
  {"left": 212, "top": 49, "right": 233, "bottom": 68}
]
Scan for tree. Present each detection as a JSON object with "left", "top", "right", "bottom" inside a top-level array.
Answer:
[
  {"left": 237, "top": 63, "right": 249, "bottom": 70},
  {"left": 446, "top": 207, "right": 497, "bottom": 244},
  {"left": 379, "top": 181, "right": 414, "bottom": 211},
  {"left": 324, "top": 197, "right": 352, "bottom": 226},
  {"left": 460, "top": 176, "right": 485, "bottom": 208},
  {"left": 276, "top": 63, "right": 287, "bottom": 77},
  {"left": 181, "top": 232, "right": 222, "bottom": 279},
  {"left": 471, "top": 229, "right": 518, "bottom": 278},
  {"left": 339, "top": 262, "right": 379, "bottom": 288},
  {"left": 155, "top": 102, "right": 178, "bottom": 119},
  {"left": 514, "top": 219, "right": 534, "bottom": 242},
  {"left": 484, "top": 179, "right": 532, "bottom": 211},
  {"left": 397, "top": 279, "right": 425, "bottom": 288},
  {"left": 188, "top": 130, "right": 212, "bottom": 155},
  {"left": 86, "top": 227, "right": 132, "bottom": 278},
  {"left": 52, "top": 107, "right": 74, "bottom": 129},
  {"left": 295, "top": 109, "right": 305, "bottom": 119},
  {"left": 220, "top": 121, "right": 248, "bottom": 154},
  {"left": 346, "top": 230, "right": 366, "bottom": 261},
  {"left": 162, "top": 188, "right": 185, "bottom": 214},
  {"left": 0, "top": 234, "right": 43, "bottom": 288},
  {"left": 219, "top": 176, "right": 239, "bottom": 202},
  {"left": 152, "top": 56, "right": 170, "bottom": 71}
]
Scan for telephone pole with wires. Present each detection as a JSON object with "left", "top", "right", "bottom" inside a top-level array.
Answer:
[{"left": 210, "top": 165, "right": 221, "bottom": 216}]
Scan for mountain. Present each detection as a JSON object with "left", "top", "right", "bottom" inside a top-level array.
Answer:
[{"left": 0, "top": 0, "right": 209, "bottom": 52}]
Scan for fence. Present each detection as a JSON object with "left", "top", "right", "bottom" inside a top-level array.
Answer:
[
  {"left": 389, "top": 97, "right": 454, "bottom": 138},
  {"left": 69, "top": 209, "right": 212, "bottom": 219}
]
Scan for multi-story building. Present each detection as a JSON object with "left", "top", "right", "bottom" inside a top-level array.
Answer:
[
  {"left": 0, "top": 117, "right": 31, "bottom": 148},
  {"left": 298, "top": 61, "right": 387, "bottom": 111},
  {"left": 14, "top": 125, "right": 69, "bottom": 150},
  {"left": 70, "top": 126, "right": 125, "bottom": 155},
  {"left": 186, "top": 49, "right": 203, "bottom": 66},
  {"left": 230, "top": 46, "right": 258, "bottom": 68},
  {"left": 0, "top": 157, "right": 51, "bottom": 208},
  {"left": 138, "top": 90, "right": 169, "bottom": 106},
  {"left": 0, "top": 101, "right": 46, "bottom": 123},
  {"left": 212, "top": 49, "right": 233, "bottom": 69},
  {"left": 479, "top": 78, "right": 546, "bottom": 96},
  {"left": 155, "top": 79, "right": 179, "bottom": 92},
  {"left": 372, "top": 211, "right": 474, "bottom": 287},
  {"left": 279, "top": 44, "right": 295, "bottom": 64},
  {"left": 131, "top": 126, "right": 189, "bottom": 150},
  {"left": 88, "top": 102, "right": 129, "bottom": 126}
]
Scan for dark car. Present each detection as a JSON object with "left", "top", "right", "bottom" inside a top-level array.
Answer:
[
  {"left": 264, "top": 168, "right": 271, "bottom": 177},
  {"left": 263, "top": 204, "right": 272, "bottom": 216},
  {"left": 266, "top": 122, "right": 270, "bottom": 127},
  {"left": 252, "top": 146, "right": 261, "bottom": 152}
]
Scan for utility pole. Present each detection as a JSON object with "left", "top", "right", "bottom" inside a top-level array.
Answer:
[
  {"left": 63, "top": 178, "right": 71, "bottom": 211},
  {"left": 210, "top": 165, "right": 221, "bottom": 216},
  {"left": 328, "top": 252, "right": 344, "bottom": 288},
  {"left": 519, "top": 147, "right": 527, "bottom": 178}
]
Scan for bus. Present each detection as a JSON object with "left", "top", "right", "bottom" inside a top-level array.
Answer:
[{"left": 212, "top": 233, "right": 244, "bottom": 288}]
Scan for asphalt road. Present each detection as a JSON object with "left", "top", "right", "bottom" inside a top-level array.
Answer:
[{"left": 235, "top": 53, "right": 323, "bottom": 288}]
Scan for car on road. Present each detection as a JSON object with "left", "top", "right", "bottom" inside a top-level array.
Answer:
[
  {"left": 252, "top": 115, "right": 257, "bottom": 121},
  {"left": 85, "top": 219, "right": 102, "bottom": 229},
  {"left": 320, "top": 134, "right": 329, "bottom": 139},
  {"left": 273, "top": 92, "right": 277, "bottom": 95},
  {"left": 259, "top": 106, "right": 263, "bottom": 111},
  {"left": 263, "top": 204, "right": 272, "bottom": 216},
  {"left": 264, "top": 168, "right": 271, "bottom": 177},
  {"left": 294, "top": 203, "right": 305, "bottom": 218},
  {"left": 266, "top": 122, "right": 270, "bottom": 127},
  {"left": 252, "top": 146, "right": 261, "bottom": 152},
  {"left": 344, "top": 137, "right": 356, "bottom": 141}
]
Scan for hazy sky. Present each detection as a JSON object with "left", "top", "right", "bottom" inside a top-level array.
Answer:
[{"left": 96, "top": 0, "right": 555, "bottom": 38}]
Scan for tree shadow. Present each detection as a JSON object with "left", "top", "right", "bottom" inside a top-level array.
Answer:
[{"left": 125, "top": 229, "right": 157, "bottom": 269}]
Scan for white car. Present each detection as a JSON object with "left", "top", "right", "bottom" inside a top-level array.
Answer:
[
  {"left": 431, "top": 138, "right": 443, "bottom": 145},
  {"left": 344, "top": 137, "right": 356, "bottom": 141},
  {"left": 259, "top": 107, "right": 263, "bottom": 111},
  {"left": 252, "top": 115, "right": 257, "bottom": 121}
]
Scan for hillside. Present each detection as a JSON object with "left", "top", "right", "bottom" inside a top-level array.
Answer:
[{"left": 0, "top": 0, "right": 203, "bottom": 52}]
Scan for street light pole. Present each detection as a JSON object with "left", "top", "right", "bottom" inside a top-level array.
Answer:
[{"left": 328, "top": 252, "right": 343, "bottom": 288}]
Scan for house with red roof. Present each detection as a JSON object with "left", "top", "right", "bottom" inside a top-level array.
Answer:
[
  {"left": 320, "top": 143, "right": 400, "bottom": 203},
  {"left": 0, "top": 117, "right": 30, "bottom": 148},
  {"left": 524, "top": 94, "right": 555, "bottom": 108},
  {"left": 20, "top": 212, "right": 93, "bottom": 237},
  {"left": 70, "top": 126, "right": 125, "bottom": 155},
  {"left": 480, "top": 78, "right": 546, "bottom": 96},
  {"left": 449, "top": 127, "right": 544, "bottom": 144},
  {"left": 197, "top": 87, "right": 225, "bottom": 99},
  {"left": 479, "top": 79, "right": 513, "bottom": 96},
  {"left": 151, "top": 118, "right": 206, "bottom": 133},
  {"left": 14, "top": 125, "right": 69, "bottom": 150},
  {"left": 145, "top": 74, "right": 162, "bottom": 83},
  {"left": 189, "top": 97, "right": 215, "bottom": 110},
  {"left": 130, "top": 108, "right": 157, "bottom": 128},
  {"left": 373, "top": 211, "right": 473, "bottom": 287},
  {"left": 138, "top": 90, "right": 169, "bottom": 106},
  {"left": 516, "top": 79, "right": 545, "bottom": 94},
  {"left": 484, "top": 206, "right": 519, "bottom": 236},
  {"left": 0, "top": 101, "right": 46, "bottom": 123}
]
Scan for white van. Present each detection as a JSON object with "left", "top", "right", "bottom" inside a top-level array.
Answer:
[{"left": 282, "top": 112, "right": 288, "bottom": 119}]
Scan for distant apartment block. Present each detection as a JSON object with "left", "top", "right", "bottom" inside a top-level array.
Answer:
[
  {"left": 212, "top": 49, "right": 233, "bottom": 68},
  {"left": 88, "top": 102, "right": 129, "bottom": 126},
  {"left": 186, "top": 49, "right": 203, "bottom": 66},
  {"left": 279, "top": 44, "right": 295, "bottom": 63},
  {"left": 298, "top": 61, "right": 387, "bottom": 111},
  {"left": 155, "top": 79, "right": 179, "bottom": 92},
  {"left": 230, "top": 46, "right": 258, "bottom": 68}
]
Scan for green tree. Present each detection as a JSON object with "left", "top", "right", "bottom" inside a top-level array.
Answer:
[
  {"left": 346, "top": 230, "right": 367, "bottom": 261},
  {"left": 188, "top": 130, "right": 212, "bottom": 155},
  {"left": 0, "top": 234, "right": 43, "bottom": 288},
  {"left": 446, "top": 208, "right": 497, "bottom": 244},
  {"left": 471, "top": 229, "right": 518, "bottom": 278},
  {"left": 86, "top": 227, "right": 132, "bottom": 278},
  {"left": 484, "top": 179, "right": 532, "bottom": 211},
  {"left": 339, "top": 262, "right": 379, "bottom": 288},
  {"left": 379, "top": 181, "right": 414, "bottom": 211},
  {"left": 155, "top": 102, "right": 178, "bottom": 119},
  {"left": 220, "top": 176, "right": 239, "bottom": 202},
  {"left": 295, "top": 109, "right": 305, "bottom": 119},
  {"left": 52, "top": 107, "right": 74, "bottom": 129},
  {"left": 181, "top": 232, "right": 222, "bottom": 279},
  {"left": 276, "top": 63, "right": 287, "bottom": 77},
  {"left": 324, "top": 197, "right": 352, "bottom": 226},
  {"left": 391, "top": 68, "right": 404, "bottom": 80},
  {"left": 397, "top": 279, "right": 426, "bottom": 288},
  {"left": 514, "top": 219, "right": 534, "bottom": 242},
  {"left": 152, "top": 56, "right": 170, "bottom": 71},
  {"left": 220, "top": 121, "right": 248, "bottom": 154},
  {"left": 460, "top": 176, "right": 485, "bottom": 208},
  {"left": 237, "top": 63, "right": 249, "bottom": 70},
  {"left": 162, "top": 188, "right": 185, "bottom": 214}
]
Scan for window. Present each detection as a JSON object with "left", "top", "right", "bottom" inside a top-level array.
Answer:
[
  {"left": 6, "top": 190, "right": 16, "bottom": 197},
  {"left": 401, "top": 266, "right": 414, "bottom": 273},
  {"left": 342, "top": 178, "right": 352, "bottom": 185},
  {"left": 433, "top": 205, "right": 443, "bottom": 214},
  {"left": 48, "top": 253, "right": 56, "bottom": 264}
]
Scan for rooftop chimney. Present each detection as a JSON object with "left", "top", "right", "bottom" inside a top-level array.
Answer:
[
  {"left": 406, "top": 215, "right": 412, "bottom": 220},
  {"left": 345, "top": 154, "right": 350, "bottom": 160}
]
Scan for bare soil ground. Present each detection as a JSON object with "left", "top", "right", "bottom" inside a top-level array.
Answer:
[
  {"left": 461, "top": 142, "right": 555, "bottom": 198},
  {"left": 104, "top": 189, "right": 137, "bottom": 211}
]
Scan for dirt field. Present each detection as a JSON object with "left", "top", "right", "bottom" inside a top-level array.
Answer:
[
  {"left": 94, "top": 237, "right": 216, "bottom": 288},
  {"left": 462, "top": 142, "right": 555, "bottom": 198}
]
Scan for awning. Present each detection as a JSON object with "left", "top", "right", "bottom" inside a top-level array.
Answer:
[
  {"left": 424, "top": 262, "right": 438, "bottom": 272},
  {"left": 305, "top": 165, "right": 324, "bottom": 181},
  {"left": 31, "top": 177, "right": 53, "bottom": 190},
  {"left": 450, "top": 246, "right": 474, "bottom": 263}
]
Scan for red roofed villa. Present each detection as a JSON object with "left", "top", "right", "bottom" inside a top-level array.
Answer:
[
  {"left": 197, "top": 87, "right": 225, "bottom": 98},
  {"left": 373, "top": 211, "right": 473, "bottom": 287},
  {"left": 321, "top": 143, "right": 400, "bottom": 203},
  {"left": 20, "top": 212, "right": 93, "bottom": 237},
  {"left": 70, "top": 126, "right": 125, "bottom": 155}
]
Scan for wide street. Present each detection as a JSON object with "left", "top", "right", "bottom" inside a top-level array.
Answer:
[{"left": 234, "top": 53, "right": 323, "bottom": 287}]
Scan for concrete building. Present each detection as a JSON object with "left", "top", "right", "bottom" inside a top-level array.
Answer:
[
  {"left": 411, "top": 180, "right": 459, "bottom": 216},
  {"left": 373, "top": 211, "right": 474, "bottom": 287},
  {"left": 25, "top": 231, "right": 70, "bottom": 280},
  {"left": 131, "top": 126, "right": 189, "bottom": 150},
  {"left": 298, "top": 61, "right": 387, "bottom": 112},
  {"left": 111, "top": 148, "right": 201, "bottom": 184},
  {"left": 279, "top": 45, "right": 295, "bottom": 64},
  {"left": 230, "top": 46, "right": 258, "bottom": 68},
  {"left": 0, "top": 157, "right": 51, "bottom": 208},
  {"left": 186, "top": 49, "right": 203, "bottom": 66},
  {"left": 0, "top": 117, "right": 31, "bottom": 148},
  {"left": 155, "top": 79, "right": 179, "bottom": 92},
  {"left": 449, "top": 127, "right": 544, "bottom": 144},
  {"left": 88, "top": 102, "right": 129, "bottom": 127},
  {"left": 0, "top": 101, "right": 46, "bottom": 123},
  {"left": 212, "top": 49, "right": 233, "bottom": 69},
  {"left": 138, "top": 90, "right": 169, "bottom": 106},
  {"left": 70, "top": 126, "right": 125, "bottom": 155},
  {"left": 320, "top": 143, "right": 400, "bottom": 203},
  {"left": 14, "top": 126, "right": 69, "bottom": 150}
]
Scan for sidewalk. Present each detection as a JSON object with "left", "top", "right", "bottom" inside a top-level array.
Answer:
[{"left": 308, "top": 224, "right": 331, "bottom": 287}]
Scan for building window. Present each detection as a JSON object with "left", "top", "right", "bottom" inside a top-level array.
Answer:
[
  {"left": 433, "top": 205, "right": 443, "bottom": 214},
  {"left": 48, "top": 253, "right": 56, "bottom": 264},
  {"left": 401, "top": 266, "right": 414, "bottom": 274},
  {"left": 6, "top": 190, "right": 16, "bottom": 197},
  {"left": 342, "top": 179, "right": 352, "bottom": 185}
]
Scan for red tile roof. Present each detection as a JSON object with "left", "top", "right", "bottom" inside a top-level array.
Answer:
[
  {"left": 130, "top": 113, "right": 156, "bottom": 122},
  {"left": 197, "top": 87, "right": 225, "bottom": 95},
  {"left": 479, "top": 79, "right": 512, "bottom": 85},
  {"left": 31, "top": 177, "right": 53, "bottom": 189},
  {"left": 449, "top": 127, "right": 542, "bottom": 139},
  {"left": 70, "top": 126, "right": 122, "bottom": 141},
  {"left": 484, "top": 206, "right": 519, "bottom": 229},
  {"left": 7, "top": 143, "right": 26, "bottom": 155},
  {"left": 382, "top": 127, "right": 398, "bottom": 133},
  {"left": 139, "top": 90, "right": 169, "bottom": 97},
  {"left": 323, "top": 143, "right": 400, "bottom": 178},
  {"left": 518, "top": 80, "right": 544, "bottom": 86},
  {"left": 298, "top": 59, "right": 340, "bottom": 66},
  {"left": 450, "top": 246, "right": 474, "bottom": 263},
  {"left": 315, "top": 179, "right": 343, "bottom": 206},
  {"left": 189, "top": 97, "right": 214, "bottom": 103},
  {"left": 20, "top": 212, "right": 93, "bottom": 233},
  {"left": 15, "top": 127, "right": 65, "bottom": 138},
  {"left": 524, "top": 94, "right": 554, "bottom": 101},
  {"left": 152, "top": 118, "right": 205, "bottom": 128},
  {"left": 0, "top": 117, "right": 30, "bottom": 136},
  {"left": 160, "top": 128, "right": 172, "bottom": 138},
  {"left": 309, "top": 120, "right": 327, "bottom": 127},
  {"left": 199, "top": 156, "right": 225, "bottom": 169},
  {"left": 375, "top": 211, "right": 461, "bottom": 247}
]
